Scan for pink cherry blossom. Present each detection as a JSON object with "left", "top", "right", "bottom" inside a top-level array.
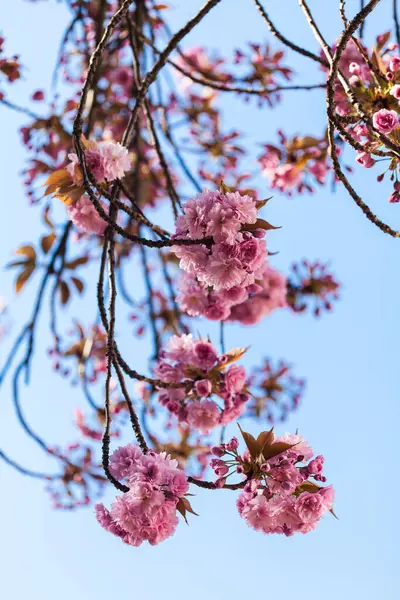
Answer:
[
  {"left": 67, "top": 194, "right": 107, "bottom": 236},
  {"left": 96, "top": 447, "right": 189, "bottom": 547},
  {"left": 155, "top": 334, "right": 249, "bottom": 433},
  {"left": 372, "top": 109, "right": 398, "bottom": 134}
]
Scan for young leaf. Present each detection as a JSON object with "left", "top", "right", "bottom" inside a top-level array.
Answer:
[
  {"left": 262, "top": 441, "right": 296, "bottom": 461},
  {"left": 41, "top": 233, "right": 56, "bottom": 254},
  {"left": 244, "top": 218, "right": 281, "bottom": 232},
  {"left": 65, "top": 256, "right": 89, "bottom": 270},
  {"left": 15, "top": 244, "right": 36, "bottom": 261},
  {"left": 257, "top": 428, "right": 275, "bottom": 452},
  {"left": 255, "top": 197, "right": 272, "bottom": 210},
  {"left": 15, "top": 265, "right": 35, "bottom": 294},
  {"left": 71, "top": 277, "right": 84, "bottom": 294},
  {"left": 237, "top": 423, "right": 261, "bottom": 460},
  {"left": 59, "top": 280, "right": 70, "bottom": 305},
  {"left": 214, "top": 346, "right": 248, "bottom": 371}
]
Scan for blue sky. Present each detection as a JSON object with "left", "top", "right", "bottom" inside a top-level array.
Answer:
[{"left": 1, "top": 1, "right": 399, "bottom": 599}]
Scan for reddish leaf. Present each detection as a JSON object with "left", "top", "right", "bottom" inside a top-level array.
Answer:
[
  {"left": 257, "top": 428, "right": 275, "bottom": 452},
  {"left": 15, "top": 265, "right": 35, "bottom": 294},
  {"left": 238, "top": 423, "right": 261, "bottom": 460},
  {"left": 59, "top": 280, "right": 70, "bottom": 305},
  {"left": 41, "top": 233, "right": 56, "bottom": 254},
  {"left": 244, "top": 218, "right": 281, "bottom": 232},
  {"left": 65, "top": 256, "right": 89, "bottom": 270},
  {"left": 255, "top": 197, "right": 272, "bottom": 210},
  {"left": 71, "top": 277, "right": 84, "bottom": 294},
  {"left": 262, "top": 441, "right": 296, "bottom": 461},
  {"left": 15, "top": 244, "right": 36, "bottom": 261}
]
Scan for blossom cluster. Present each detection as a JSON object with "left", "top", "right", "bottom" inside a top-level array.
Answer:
[
  {"left": 173, "top": 189, "right": 268, "bottom": 292},
  {"left": 44, "top": 139, "right": 132, "bottom": 235},
  {"left": 211, "top": 430, "right": 334, "bottom": 536},
  {"left": 328, "top": 35, "right": 400, "bottom": 202},
  {"left": 177, "top": 265, "right": 287, "bottom": 325},
  {"left": 95, "top": 445, "right": 190, "bottom": 547},
  {"left": 154, "top": 334, "right": 249, "bottom": 434},
  {"left": 258, "top": 130, "right": 331, "bottom": 195}
]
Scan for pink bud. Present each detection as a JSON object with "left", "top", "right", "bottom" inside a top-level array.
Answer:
[{"left": 211, "top": 446, "right": 225, "bottom": 457}]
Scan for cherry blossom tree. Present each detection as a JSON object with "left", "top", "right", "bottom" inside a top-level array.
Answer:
[{"left": 1, "top": 0, "right": 397, "bottom": 546}]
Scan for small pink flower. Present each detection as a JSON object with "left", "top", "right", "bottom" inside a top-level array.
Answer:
[
  {"left": 372, "top": 109, "right": 398, "bottom": 134},
  {"left": 356, "top": 151, "right": 375, "bottom": 168},
  {"left": 67, "top": 195, "right": 107, "bottom": 236},
  {"left": 390, "top": 84, "right": 400, "bottom": 100},
  {"left": 98, "top": 141, "right": 132, "bottom": 180},
  {"left": 186, "top": 400, "right": 220, "bottom": 434},
  {"left": 224, "top": 365, "right": 246, "bottom": 394},
  {"left": 195, "top": 379, "right": 212, "bottom": 397},
  {"left": 348, "top": 62, "right": 360, "bottom": 75},
  {"left": 389, "top": 55, "right": 400, "bottom": 72}
]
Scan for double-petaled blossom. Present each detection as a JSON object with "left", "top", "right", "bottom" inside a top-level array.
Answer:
[
  {"left": 172, "top": 190, "right": 268, "bottom": 292},
  {"left": 154, "top": 334, "right": 249, "bottom": 434},
  {"left": 210, "top": 431, "right": 335, "bottom": 536},
  {"left": 45, "top": 139, "right": 132, "bottom": 235},
  {"left": 67, "top": 194, "right": 107, "bottom": 236},
  {"left": 372, "top": 109, "right": 399, "bottom": 134},
  {"left": 177, "top": 265, "right": 287, "bottom": 325},
  {"left": 96, "top": 446, "right": 190, "bottom": 547}
]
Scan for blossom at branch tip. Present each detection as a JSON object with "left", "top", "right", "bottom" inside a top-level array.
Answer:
[
  {"left": 154, "top": 333, "right": 249, "bottom": 434},
  {"left": 372, "top": 109, "right": 399, "bottom": 134},
  {"left": 96, "top": 446, "right": 191, "bottom": 547},
  {"left": 210, "top": 430, "right": 335, "bottom": 536},
  {"left": 172, "top": 189, "right": 268, "bottom": 292}
]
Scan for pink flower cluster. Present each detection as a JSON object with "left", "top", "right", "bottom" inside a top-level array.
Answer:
[
  {"left": 172, "top": 190, "right": 267, "bottom": 291},
  {"left": 96, "top": 445, "right": 189, "bottom": 547},
  {"left": 62, "top": 140, "right": 131, "bottom": 235},
  {"left": 67, "top": 140, "right": 132, "bottom": 185},
  {"left": 154, "top": 334, "right": 249, "bottom": 434},
  {"left": 258, "top": 131, "right": 330, "bottom": 196},
  {"left": 177, "top": 265, "right": 287, "bottom": 324},
  {"left": 211, "top": 433, "right": 334, "bottom": 536},
  {"left": 67, "top": 194, "right": 107, "bottom": 236}
]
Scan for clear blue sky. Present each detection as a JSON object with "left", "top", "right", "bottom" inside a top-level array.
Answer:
[{"left": 1, "top": 1, "right": 399, "bottom": 599}]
